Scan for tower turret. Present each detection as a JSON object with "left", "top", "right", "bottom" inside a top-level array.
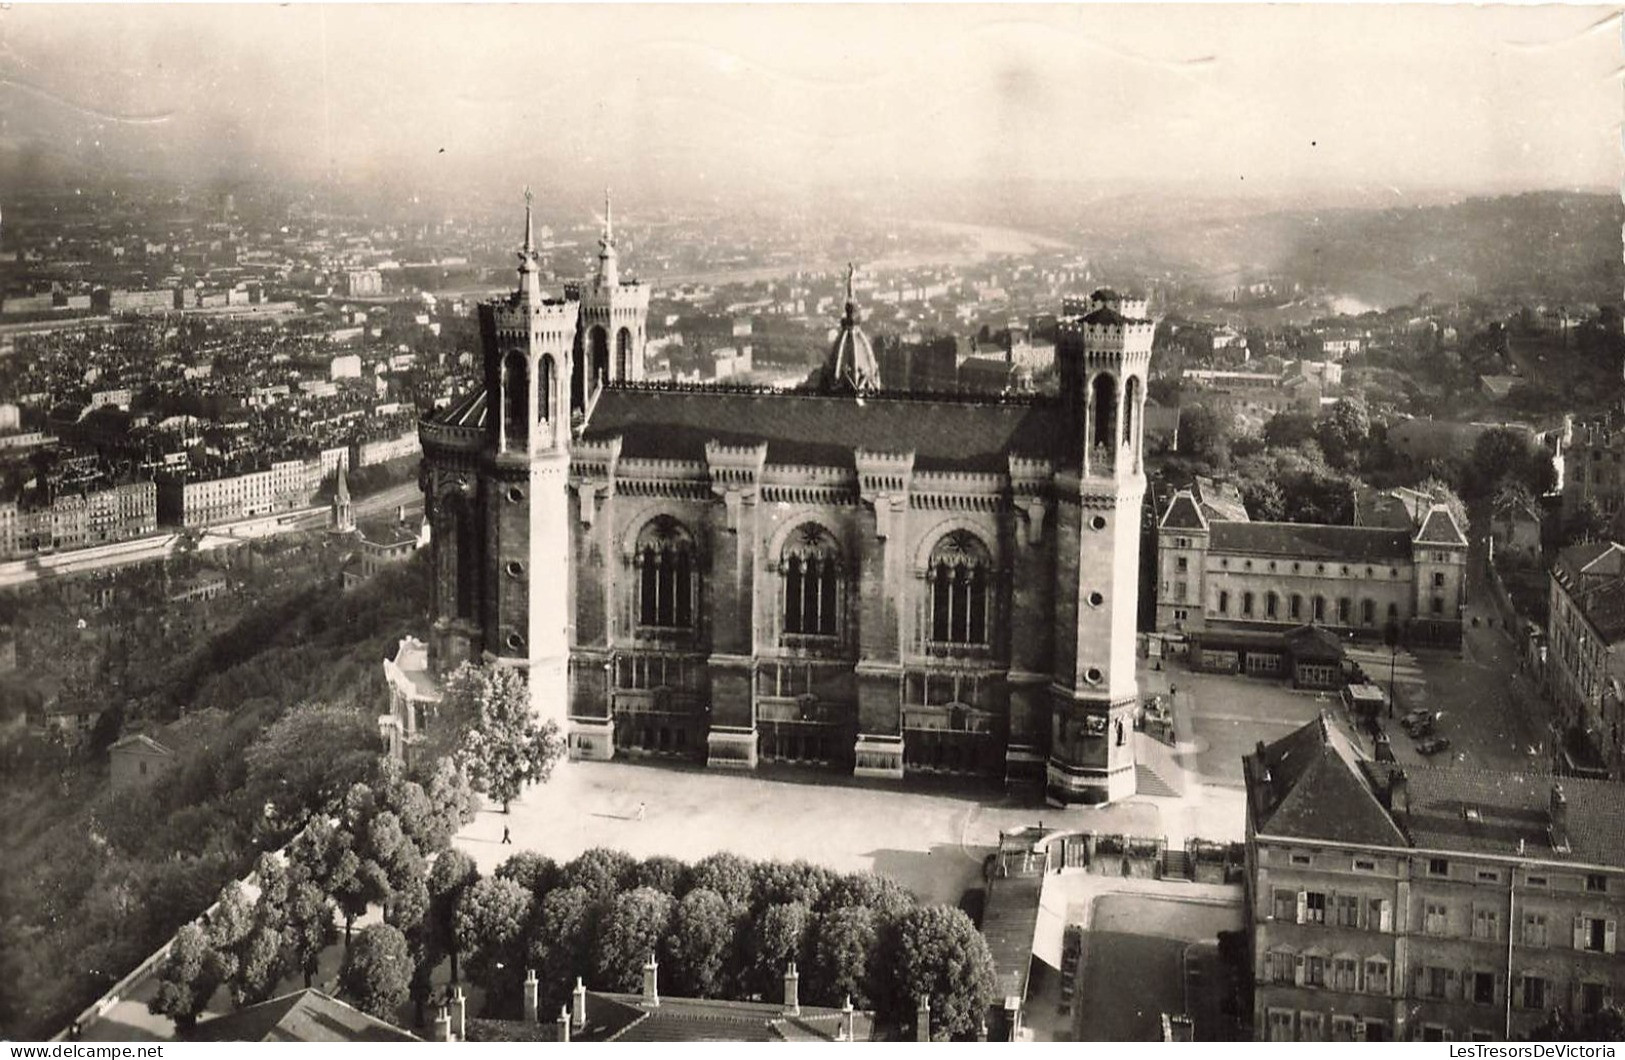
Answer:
[
  {"left": 572, "top": 188, "right": 650, "bottom": 412},
  {"left": 1047, "top": 292, "right": 1155, "bottom": 804},
  {"left": 822, "top": 263, "right": 880, "bottom": 393}
]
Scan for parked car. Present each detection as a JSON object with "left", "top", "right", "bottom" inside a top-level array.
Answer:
[
  {"left": 1401, "top": 710, "right": 1436, "bottom": 737},
  {"left": 1416, "top": 735, "right": 1452, "bottom": 757}
]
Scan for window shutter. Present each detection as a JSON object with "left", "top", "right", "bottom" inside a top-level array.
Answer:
[
  {"left": 1297, "top": 890, "right": 1308, "bottom": 925},
  {"left": 1295, "top": 954, "right": 1306, "bottom": 987},
  {"left": 1380, "top": 899, "right": 1393, "bottom": 932},
  {"left": 1606, "top": 919, "right": 1617, "bottom": 955},
  {"left": 1574, "top": 914, "right": 1587, "bottom": 950}
]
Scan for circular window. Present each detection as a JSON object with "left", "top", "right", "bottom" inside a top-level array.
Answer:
[
  {"left": 505, "top": 560, "right": 524, "bottom": 578},
  {"left": 1087, "top": 591, "right": 1105, "bottom": 607},
  {"left": 506, "top": 632, "right": 526, "bottom": 651},
  {"left": 1085, "top": 667, "right": 1104, "bottom": 685},
  {"left": 1089, "top": 515, "right": 1108, "bottom": 531},
  {"left": 1316, "top": 564, "right": 1325, "bottom": 574},
  {"left": 506, "top": 486, "right": 525, "bottom": 503}
]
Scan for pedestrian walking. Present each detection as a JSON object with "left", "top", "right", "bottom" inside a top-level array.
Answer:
[
  {"left": 636, "top": 802, "right": 646, "bottom": 821},
  {"left": 501, "top": 825, "right": 512, "bottom": 844}
]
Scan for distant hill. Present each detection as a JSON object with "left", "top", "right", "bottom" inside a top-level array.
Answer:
[{"left": 1135, "top": 190, "right": 1623, "bottom": 308}]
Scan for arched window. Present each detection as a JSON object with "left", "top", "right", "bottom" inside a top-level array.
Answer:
[
  {"left": 616, "top": 327, "right": 633, "bottom": 381},
  {"left": 1361, "top": 598, "right": 1376, "bottom": 626},
  {"left": 928, "top": 531, "right": 991, "bottom": 645},
  {"left": 1266, "top": 592, "right": 1279, "bottom": 619},
  {"left": 1313, "top": 596, "right": 1326, "bottom": 622},
  {"left": 1090, "top": 373, "right": 1118, "bottom": 452},
  {"left": 1242, "top": 591, "right": 1255, "bottom": 617},
  {"left": 440, "top": 493, "right": 478, "bottom": 621},
  {"left": 1290, "top": 594, "right": 1303, "bottom": 620},
  {"left": 589, "top": 327, "right": 610, "bottom": 392},
  {"left": 1122, "top": 375, "right": 1140, "bottom": 447},
  {"left": 1218, "top": 590, "right": 1230, "bottom": 615},
  {"left": 634, "top": 517, "right": 695, "bottom": 629},
  {"left": 1337, "top": 597, "right": 1351, "bottom": 624},
  {"left": 782, "top": 524, "right": 840, "bottom": 636},
  {"left": 502, "top": 351, "right": 528, "bottom": 448},
  {"left": 537, "top": 354, "right": 555, "bottom": 423}
]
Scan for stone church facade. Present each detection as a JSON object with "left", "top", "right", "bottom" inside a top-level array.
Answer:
[{"left": 411, "top": 198, "right": 1152, "bottom": 805}]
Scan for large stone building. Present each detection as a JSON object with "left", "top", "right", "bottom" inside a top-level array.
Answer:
[
  {"left": 1244, "top": 716, "right": 1625, "bottom": 1042},
  {"left": 1546, "top": 540, "right": 1625, "bottom": 779},
  {"left": 1154, "top": 487, "right": 1468, "bottom": 649},
  {"left": 402, "top": 197, "right": 1152, "bottom": 805}
]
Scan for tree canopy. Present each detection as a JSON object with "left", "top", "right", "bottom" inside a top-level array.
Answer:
[
  {"left": 339, "top": 923, "right": 413, "bottom": 1021},
  {"left": 444, "top": 663, "right": 566, "bottom": 813}
]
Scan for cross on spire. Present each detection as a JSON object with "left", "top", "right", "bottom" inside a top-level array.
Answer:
[{"left": 519, "top": 185, "right": 537, "bottom": 264}]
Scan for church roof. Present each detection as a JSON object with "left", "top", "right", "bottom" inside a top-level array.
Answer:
[{"left": 582, "top": 386, "right": 1065, "bottom": 473}]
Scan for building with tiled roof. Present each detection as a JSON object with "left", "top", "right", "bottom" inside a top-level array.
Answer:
[
  {"left": 190, "top": 989, "right": 420, "bottom": 1042},
  {"left": 1154, "top": 487, "right": 1466, "bottom": 651},
  {"left": 401, "top": 199, "right": 1157, "bottom": 806},
  {"left": 464, "top": 961, "right": 875, "bottom": 1043},
  {"left": 1244, "top": 717, "right": 1625, "bottom": 1043},
  {"left": 1545, "top": 540, "right": 1625, "bottom": 780}
]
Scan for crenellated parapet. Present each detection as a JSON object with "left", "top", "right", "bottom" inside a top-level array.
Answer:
[
  {"left": 855, "top": 449, "right": 915, "bottom": 540},
  {"left": 705, "top": 441, "right": 768, "bottom": 531},
  {"left": 1009, "top": 455, "right": 1054, "bottom": 546},
  {"left": 910, "top": 469, "right": 1004, "bottom": 514}
]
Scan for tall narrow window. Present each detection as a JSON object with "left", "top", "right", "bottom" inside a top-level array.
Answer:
[
  {"left": 537, "top": 354, "right": 555, "bottom": 423},
  {"left": 634, "top": 517, "right": 695, "bottom": 629},
  {"left": 1091, "top": 373, "right": 1119, "bottom": 452},
  {"left": 502, "top": 351, "right": 528, "bottom": 448},
  {"left": 616, "top": 327, "right": 633, "bottom": 381},
  {"left": 782, "top": 524, "right": 840, "bottom": 637},
  {"left": 928, "top": 531, "right": 991, "bottom": 645},
  {"left": 589, "top": 327, "right": 610, "bottom": 392}
]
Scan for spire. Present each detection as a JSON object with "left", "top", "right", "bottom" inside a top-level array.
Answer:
[
  {"left": 515, "top": 187, "right": 541, "bottom": 300},
  {"left": 824, "top": 262, "right": 878, "bottom": 394},
  {"left": 596, "top": 187, "right": 619, "bottom": 287}
]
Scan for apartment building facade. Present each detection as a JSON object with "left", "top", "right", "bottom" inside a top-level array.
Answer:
[{"left": 1245, "top": 718, "right": 1625, "bottom": 1042}]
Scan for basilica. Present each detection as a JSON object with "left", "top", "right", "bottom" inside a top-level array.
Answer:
[{"left": 401, "top": 197, "right": 1153, "bottom": 805}]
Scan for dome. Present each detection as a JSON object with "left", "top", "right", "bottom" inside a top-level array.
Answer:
[{"left": 823, "top": 264, "right": 879, "bottom": 393}]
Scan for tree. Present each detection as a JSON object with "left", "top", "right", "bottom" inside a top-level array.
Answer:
[
  {"left": 149, "top": 923, "right": 222, "bottom": 1032},
  {"left": 495, "top": 851, "right": 559, "bottom": 900},
  {"left": 282, "top": 880, "right": 336, "bottom": 988},
  {"left": 339, "top": 923, "right": 412, "bottom": 1021},
  {"left": 244, "top": 701, "right": 382, "bottom": 824},
  {"left": 1177, "top": 402, "right": 1232, "bottom": 469},
  {"left": 1566, "top": 497, "right": 1610, "bottom": 546},
  {"left": 806, "top": 906, "right": 879, "bottom": 1008},
  {"left": 373, "top": 758, "right": 443, "bottom": 855},
  {"left": 423, "top": 757, "right": 478, "bottom": 849},
  {"left": 426, "top": 848, "right": 479, "bottom": 984},
  {"left": 592, "top": 886, "right": 677, "bottom": 993},
  {"left": 875, "top": 906, "right": 997, "bottom": 1040},
  {"left": 527, "top": 885, "right": 599, "bottom": 1014},
  {"left": 233, "top": 924, "right": 289, "bottom": 1007},
  {"left": 753, "top": 860, "right": 836, "bottom": 910},
  {"left": 743, "top": 901, "right": 810, "bottom": 1000},
  {"left": 446, "top": 663, "right": 566, "bottom": 812},
  {"left": 1317, "top": 396, "right": 1371, "bottom": 470},
  {"left": 1239, "top": 476, "right": 1286, "bottom": 522},
  {"left": 204, "top": 883, "right": 255, "bottom": 988},
  {"left": 633, "top": 855, "right": 689, "bottom": 896},
  {"left": 1468, "top": 427, "right": 1551, "bottom": 499},
  {"left": 454, "top": 876, "right": 533, "bottom": 1014},
  {"left": 560, "top": 847, "right": 638, "bottom": 903},
  {"left": 662, "top": 888, "right": 737, "bottom": 998},
  {"left": 287, "top": 817, "right": 367, "bottom": 945},
  {"left": 688, "top": 852, "right": 756, "bottom": 910},
  {"left": 821, "top": 872, "right": 915, "bottom": 926},
  {"left": 1262, "top": 410, "right": 1318, "bottom": 450}
]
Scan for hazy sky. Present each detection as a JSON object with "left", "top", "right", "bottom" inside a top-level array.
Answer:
[{"left": 1, "top": 4, "right": 1617, "bottom": 204}]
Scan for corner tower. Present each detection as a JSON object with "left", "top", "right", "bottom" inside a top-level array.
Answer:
[
  {"left": 1047, "top": 294, "right": 1153, "bottom": 804},
  {"left": 571, "top": 189, "right": 650, "bottom": 413}
]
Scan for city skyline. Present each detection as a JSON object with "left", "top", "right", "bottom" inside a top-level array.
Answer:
[{"left": 1, "top": 4, "right": 1617, "bottom": 209}]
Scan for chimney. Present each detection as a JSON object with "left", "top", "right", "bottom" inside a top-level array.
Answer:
[
  {"left": 842, "top": 996, "right": 856, "bottom": 1042},
  {"left": 1550, "top": 784, "right": 1570, "bottom": 851},
  {"left": 451, "top": 986, "right": 466, "bottom": 1040},
  {"left": 1389, "top": 770, "right": 1410, "bottom": 816},
  {"left": 916, "top": 996, "right": 931, "bottom": 1043},
  {"left": 572, "top": 977, "right": 587, "bottom": 1030},
  {"left": 642, "top": 955, "right": 660, "bottom": 1008},
  {"left": 397, "top": 503, "right": 406, "bottom": 523},
  {"left": 433, "top": 1006, "right": 452, "bottom": 1043},
  {"left": 783, "top": 962, "right": 800, "bottom": 1016},
  {"left": 523, "top": 969, "right": 538, "bottom": 1024},
  {"left": 555, "top": 1006, "right": 571, "bottom": 1043}
]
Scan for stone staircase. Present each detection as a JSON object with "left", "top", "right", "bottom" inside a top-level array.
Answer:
[{"left": 1133, "top": 732, "right": 1185, "bottom": 798}]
